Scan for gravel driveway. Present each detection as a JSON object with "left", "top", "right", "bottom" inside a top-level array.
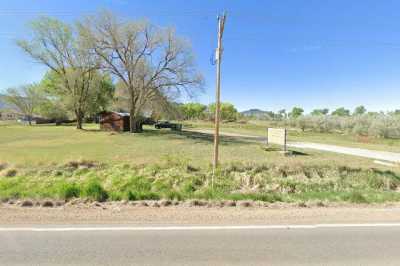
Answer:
[
  {"left": 188, "top": 128, "right": 400, "bottom": 163},
  {"left": 288, "top": 142, "right": 400, "bottom": 163}
]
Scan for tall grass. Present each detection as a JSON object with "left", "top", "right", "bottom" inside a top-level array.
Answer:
[{"left": 1, "top": 158, "right": 400, "bottom": 204}]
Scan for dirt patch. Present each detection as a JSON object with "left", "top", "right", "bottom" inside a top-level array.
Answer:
[
  {"left": 2, "top": 201, "right": 400, "bottom": 225},
  {"left": 63, "top": 160, "right": 99, "bottom": 170},
  {"left": 1, "top": 168, "right": 17, "bottom": 177},
  {"left": 0, "top": 162, "right": 8, "bottom": 171}
]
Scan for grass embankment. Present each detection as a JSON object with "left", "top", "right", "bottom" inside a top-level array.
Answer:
[
  {"left": 1, "top": 122, "right": 400, "bottom": 204},
  {"left": 1, "top": 158, "right": 400, "bottom": 204}
]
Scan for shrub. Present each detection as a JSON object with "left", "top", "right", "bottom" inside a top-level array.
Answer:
[
  {"left": 83, "top": 180, "right": 108, "bottom": 202},
  {"left": 126, "top": 190, "right": 160, "bottom": 200},
  {"left": 2, "top": 169, "right": 17, "bottom": 177},
  {"left": 122, "top": 176, "right": 152, "bottom": 192},
  {"left": 280, "top": 113, "right": 400, "bottom": 139},
  {"left": 163, "top": 190, "right": 183, "bottom": 201},
  {"left": 58, "top": 183, "right": 80, "bottom": 200},
  {"left": 109, "top": 191, "right": 123, "bottom": 201},
  {"left": 341, "top": 191, "right": 369, "bottom": 203}
]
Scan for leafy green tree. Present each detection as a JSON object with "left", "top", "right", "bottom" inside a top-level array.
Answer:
[
  {"left": 289, "top": 107, "right": 304, "bottom": 118},
  {"left": 208, "top": 102, "right": 238, "bottom": 121},
  {"left": 332, "top": 107, "right": 350, "bottom": 117},
  {"left": 179, "top": 103, "right": 206, "bottom": 120},
  {"left": 17, "top": 17, "right": 102, "bottom": 129},
  {"left": 37, "top": 98, "right": 69, "bottom": 123},
  {"left": 4, "top": 84, "right": 44, "bottom": 125},
  {"left": 220, "top": 102, "right": 238, "bottom": 121},
  {"left": 311, "top": 108, "right": 329, "bottom": 116},
  {"left": 41, "top": 70, "right": 114, "bottom": 123},
  {"left": 353, "top": 105, "right": 367, "bottom": 116},
  {"left": 278, "top": 109, "right": 287, "bottom": 119},
  {"left": 86, "top": 75, "right": 115, "bottom": 118},
  {"left": 79, "top": 11, "right": 203, "bottom": 132}
]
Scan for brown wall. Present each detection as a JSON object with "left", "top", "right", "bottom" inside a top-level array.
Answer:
[{"left": 99, "top": 112, "right": 129, "bottom": 132}]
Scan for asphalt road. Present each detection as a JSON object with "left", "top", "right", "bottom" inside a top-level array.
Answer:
[{"left": 1, "top": 225, "right": 400, "bottom": 265}]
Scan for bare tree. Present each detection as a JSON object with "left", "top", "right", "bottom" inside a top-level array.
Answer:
[
  {"left": 4, "top": 84, "right": 43, "bottom": 125},
  {"left": 17, "top": 17, "right": 101, "bottom": 129},
  {"left": 79, "top": 11, "right": 203, "bottom": 132}
]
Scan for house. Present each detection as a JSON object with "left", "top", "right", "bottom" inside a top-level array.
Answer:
[
  {"left": 0, "top": 95, "right": 21, "bottom": 121},
  {"left": 0, "top": 110, "right": 21, "bottom": 121},
  {"left": 99, "top": 111, "right": 130, "bottom": 132}
]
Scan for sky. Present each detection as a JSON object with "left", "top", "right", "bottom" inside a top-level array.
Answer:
[{"left": 1, "top": 0, "right": 400, "bottom": 112}]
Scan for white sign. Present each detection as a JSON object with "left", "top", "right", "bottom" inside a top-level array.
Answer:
[{"left": 267, "top": 128, "right": 287, "bottom": 150}]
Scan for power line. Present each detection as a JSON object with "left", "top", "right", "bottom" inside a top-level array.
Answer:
[
  {"left": 0, "top": 10, "right": 215, "bottom": 17},
  {"left": 0, "top": 9, "right": 398, "bottom": 26}
]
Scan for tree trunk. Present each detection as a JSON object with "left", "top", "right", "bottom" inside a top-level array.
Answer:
[
  {"left": 76, "top": 117, "right": 83, "bottom": 129},
  {"left": 129, "top": 111, "right": 143, "bottom": 133},
  {"left": 75, "top": 110, "right": 83, "bottom": 130},
  {"left": 129, "top": 91, "right": 143, "bottom": 133},
  {"left": 28, "top": 116, "right": 32, "bottom": 126}
]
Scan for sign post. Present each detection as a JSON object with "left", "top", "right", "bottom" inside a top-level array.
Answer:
[{"left": 267, "top": 128, "right": 288, "bottom": 153}]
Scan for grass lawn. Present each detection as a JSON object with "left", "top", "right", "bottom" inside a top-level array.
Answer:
[
  {"left": 1, "top": 122, "right": 400, "bottom": 204},
  {"left": 0, "top": 122, "right": 387, "bottom": 169},
  {"left": 0, "top": 123, "right": 274, "bottom": 167}
]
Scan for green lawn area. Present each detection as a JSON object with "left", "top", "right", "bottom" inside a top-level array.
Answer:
[
  {"left": 1, "top": 122, "right": 400, "bottom": 204},
  {"left": 0, "top": 123, "right": 272, "bottom": 167},
  {"left": 0, "top": 122, "right": 387, "bottom": 169}
]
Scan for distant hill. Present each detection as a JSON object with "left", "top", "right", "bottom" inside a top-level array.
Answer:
[
  {"left": 241, "top": 109, "right": 268, "bottom": 118},
  {"left": 0, "top": 94, "right": 6, "bottom": 109},
  {"left": 0, "top": 94, "right": 13, "bottom": 110}
]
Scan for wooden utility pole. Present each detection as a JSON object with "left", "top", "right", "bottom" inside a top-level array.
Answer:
[{"left": 213, "top": 12, "right": 227, "bottom": 178}]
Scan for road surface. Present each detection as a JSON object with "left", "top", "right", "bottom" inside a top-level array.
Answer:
[
  {"left": 1, "top": 224, "right": 400, "bottom": 265},
  {"left": 188, "top": 129, "right": 400, "bottom": 163}
]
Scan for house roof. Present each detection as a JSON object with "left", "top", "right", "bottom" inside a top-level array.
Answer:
[
  {"left": 115, "top": 112, "right": 130, "bottom": 117},
  {"left": 100, "top": 111, "right": 151, "bottom": 118},
  {"left": 99, "top": 111, "right": 130, "bottom": 117}
]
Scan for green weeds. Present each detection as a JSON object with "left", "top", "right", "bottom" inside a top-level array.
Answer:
[{"left": 1, "top": 158, "right": 400, "bottom": 204}]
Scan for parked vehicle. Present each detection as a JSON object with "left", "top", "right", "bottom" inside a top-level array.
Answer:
[
  {"left": 154, "top": 121, "right": 182, "bottom": 131},
  {"left": 142, "top": 117, "right": 156, "bottom": 125}
]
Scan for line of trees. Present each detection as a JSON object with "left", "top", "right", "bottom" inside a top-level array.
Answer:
[
  {"left": 244, "top": 105, "right": 400, "bottom": 139},
  {"left": 245, "top": 105, "right": 371, "bottom": 121},
  {"left": 179, "top": 102, "right": 239, "bottom": 121},
  {"left": 10, "top": 11, "right": 203, "bottom": 132},
  {"left": 287, "top": 113, "right": 400, "bottom": 139}
]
